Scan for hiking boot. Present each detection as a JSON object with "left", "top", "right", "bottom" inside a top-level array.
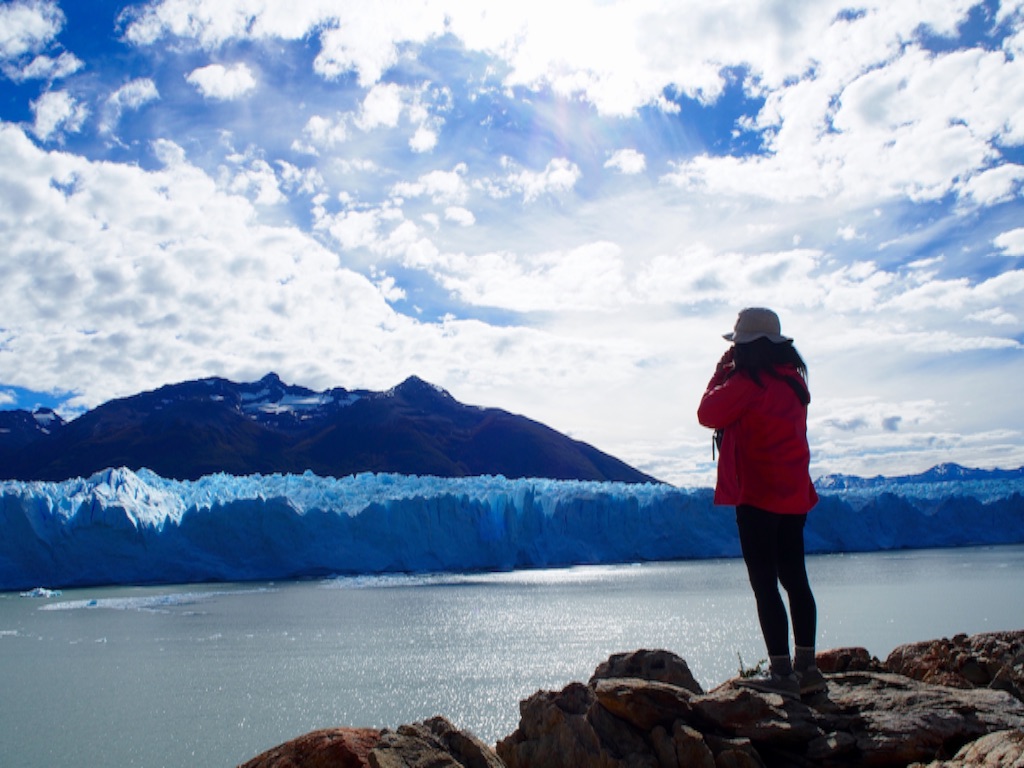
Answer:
[
  {"left": 796, "top": 666, "right": 827, "bottom": 695},
  {"left": 737, "top": 672, "right": 800, "bottom": 700}
]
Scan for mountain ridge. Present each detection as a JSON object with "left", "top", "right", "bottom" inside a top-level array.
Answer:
[
  {"left": 0, "top": 373, "right": 658, "bottom": 484},
  {"left": 3, "top": 376, "right": 1021, "bottom": 487},
  {"left": 815, "top": 462, "right": 1024, "bottom": 490}
]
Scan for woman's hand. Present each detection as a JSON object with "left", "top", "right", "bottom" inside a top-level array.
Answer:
[{"left": 715, "top": 347, "right": 735, "bottom": 376}]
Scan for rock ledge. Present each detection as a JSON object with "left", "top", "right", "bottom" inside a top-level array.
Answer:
[{"left": 240, "top": 630, "right": 1024, "bottom": 768}]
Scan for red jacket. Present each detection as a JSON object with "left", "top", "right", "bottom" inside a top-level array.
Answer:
[{"left": 697, "top": 363, "right": 818, "bottom": 514}]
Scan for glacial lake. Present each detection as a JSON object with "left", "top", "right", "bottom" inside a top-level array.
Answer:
[{"left": 1, "top": 544, "right": 1022, "bottom": 768}]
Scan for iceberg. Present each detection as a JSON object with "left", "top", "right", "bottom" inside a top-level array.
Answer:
[{"left": 1, "top": 467, "right": 1022, "bottom": 590}]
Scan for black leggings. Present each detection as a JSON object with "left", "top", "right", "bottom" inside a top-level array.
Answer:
[{"left": 736, "top": 504, "right": 817, "bottom": 657}]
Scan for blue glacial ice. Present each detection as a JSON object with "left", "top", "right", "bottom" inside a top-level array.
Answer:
[{"left": 1, "top": 467, "right": 1023, "bottom": 590}]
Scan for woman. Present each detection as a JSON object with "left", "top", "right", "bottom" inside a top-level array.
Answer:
[{"left": 697, "top": 307, "right": 826, "bottom": 698}]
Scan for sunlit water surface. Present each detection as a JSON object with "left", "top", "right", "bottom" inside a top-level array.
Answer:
[{"left": 2, "top": 545, "right": 1022, "bottom": 768}]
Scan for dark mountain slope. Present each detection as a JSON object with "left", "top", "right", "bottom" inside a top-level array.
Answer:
[{"left": 0, "top": 374, "right": 659, "bottom": 483}]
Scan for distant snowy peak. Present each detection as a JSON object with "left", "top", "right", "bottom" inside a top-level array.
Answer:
[
  {"left": 815, "top": 462, "right": 1024, "bottom": 503},
  {"left": 0, "top": 407, "right": 66, "bottom": 443},
  {"left": 385, "top": 375, "right": 454, "bottom": 401},
  {"left": 198, "top": 373, "right": 445, "bottom": 419},
  {"left": 816, "top": 463, "right": 1024, "bottom": 490},
  {"left": 33, "top": 408, "right": 61, "bottom": 427},
  {"left": 234, "top": 372, "right": 354, "bottom": 418},
  {"left": 135, "top": 372, "right": 366, "bottom": 427}
]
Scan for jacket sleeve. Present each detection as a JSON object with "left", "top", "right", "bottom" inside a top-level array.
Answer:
[{"left": 697, "top": 372, "right": 756, "bottom": 429}]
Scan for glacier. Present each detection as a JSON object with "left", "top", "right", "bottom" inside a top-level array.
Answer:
[{"left": 2, "top": 467, "right": 1023, "bottom": 591}]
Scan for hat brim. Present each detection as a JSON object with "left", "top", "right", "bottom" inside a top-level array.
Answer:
[{"left": 723, "top": 331, "right": 792, "bottom": 344}]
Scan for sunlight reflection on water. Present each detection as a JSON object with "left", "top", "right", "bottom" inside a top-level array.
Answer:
[{"left": 1, "top": 546, "right": 1022, "bottom": 768}]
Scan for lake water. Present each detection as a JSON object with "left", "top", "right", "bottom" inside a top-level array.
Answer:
[{"left": 1, "top": 545, "right": 1022, "bottom": 768}]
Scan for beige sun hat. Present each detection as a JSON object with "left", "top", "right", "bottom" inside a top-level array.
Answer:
[{"left": 723, "top": 307, "right": 792, "bottom": 344}]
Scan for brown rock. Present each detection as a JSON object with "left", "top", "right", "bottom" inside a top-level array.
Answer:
[
  {"left": 245, "top": 631, "right": 1024, "bottom": 768},
  {"left": 369, "top": 716, "right": 504, "bottom": 768},
  {"left": 824, "top": 671, "right": 1024, "bottom": 765},
  {"left": 238, "top": 727, "right": 380, "bottom": 768},
  {"left": 496, "top": 683, "right": 618, "bottom": 768},
  {"left": 912, "top": 729, "right": 1024, "bottom": 767},
  {"left": 591, "top": 649, "right": 704, "bottom": 695},
  {"left": 586, "top": 700, "right": 655, "bottom": 764},
  {"left": 692, "top": 683, "right": 823, "bottom": 746},
  {"left": 593, "top": 678, "right": 696, "bottom": 732},
  {"left": 499, "top": 653, "right": 1024, "bottom": 768},
  {"left": 649, "top": 724, "right": 678, "bottom": 768},
  {"left": 805, "top": 731, "right": 858, "bottom": 762},
  {"left": 816, "top": 646, "right": 884, "bottom": 674},
  {"left": 703, "top": 735, "right": 764, "bottom": 768},
  {"left": 672, "top": 722, "right": 715, "bottom": 768},
  {"left": 886, "top": 630, "right": 1024, "bottom": 702}
]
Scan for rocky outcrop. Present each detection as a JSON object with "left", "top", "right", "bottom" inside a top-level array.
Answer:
[
  {"left": 239, "top": 717, "right": 504, "bottom": 768},
  {"left": 914, "top": 729, "right": 1024, "bottom": 767},
  {"left": 497, "top": 636, "right": 1024, "bottom": 768},
  {"left": 239, "top": 632, "right": 1024, "bottom": 768},
  {"left": 239, "top": 727, "right": 380, "bottom": 768},
  {"left": 369, "top": 716, "right": 505, "bottom": 768},
  {"left": 885, "top": 630, "right": 1024, "bottom": 702}
]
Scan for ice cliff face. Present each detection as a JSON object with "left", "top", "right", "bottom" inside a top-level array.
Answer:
[{"left": 1, "top": 467, "right": 1023, "bottom": 590}]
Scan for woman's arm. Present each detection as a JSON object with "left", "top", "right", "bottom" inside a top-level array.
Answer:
[{"left": 697, "top": 352, "right": 753, "bottom": 428}]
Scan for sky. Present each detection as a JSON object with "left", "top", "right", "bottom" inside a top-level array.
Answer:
[{"left": 0, "top": 0, "right": 1022, "bottom": 487}]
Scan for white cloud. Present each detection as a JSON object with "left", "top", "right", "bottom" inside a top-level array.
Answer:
[
  {"left": 294, "top": 114, "right": 348, "bottom": 155},
  {"left": 961, "top": 164, "right": 1024, "bottom": 207},
  {"left": 503, "top": 157, "right": 581, "bottom": 202},
  {"left": 121, "top": 0, "right": 448, "bottom": 89},
  {"left": 29, "top": 90, "right": 87, "bottom": 141},
  {"left": 816, "top": 396, "right": 939, "bottom": 436},
  {"left": 374, "top": 273, "right": 406, "bottom": 303},
  {"left": 152, "top": 136, "right": 188, "bottom": 165},
  {"left": 102, "top": 78, "right": 159, "bottom": 133},
  {"left": 0, "top": 0, "right": 63, "bottom": 59},
  {"left": 658, "top": 17, "right": 1024, "bottom": 209},
  {"left": 318, "top": 206, "right": 391, "bottom": 251},
  {"left": 354, "top": 82, "right": 447, "bottom": 151},
  {"left": 357, "top": 82, "right": 404, "bottom": 130},
  {"left": 220, "top": 154, "right": 285, "bottom": 206},
  {"left": 120, "top": 0, "right": 335, "bottom": 48},
  {"left": 448, "top": 0, "right": 723, "bottom": 116},
  {"left": 418, "top": 241, "right": 629, "bottom": 312},
  {"left": 277, "top": 160, "right": 324, "bottom": 196},
  {"left": 444, "top": 206, "right": 475, "bottom": 227},
  {"left": 185, "top": 62, "right": 256, "bottom": 100},
  {"left": 312, "top": 2, "right": 447, "bottom": 86},
  {"left": 605, "top": 149, "right": 646, "bottom": 174},
  {"left": 4, "top": 50, "right": 82, "bottom": 82},
  {"left": 994, "top": 228, "right": 1024, "bottom": 257},
  {"left": 409, "top": 125, "right": 438, "bottom": 153},
  {"left": 392, "top": 165, "right": 469, "bottom": 205},
  {"left": 0, "top": 122, "right": 416, "bottom": 406},
  {"left": 967, "top": 307, "right": 1019, "bottom": 326},
  {"left": 111, "top": 0, "right": 1016, "bottom": 133},
  {"left": 110, "top": 78, "right": 160, "bottom": 111}
]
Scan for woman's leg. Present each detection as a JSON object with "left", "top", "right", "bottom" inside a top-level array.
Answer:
[
  {"left": 776, "top": 513, "right": 816, "bottom": 650},
  {"left": 736, "top": 504, "right": 790, "bottom": 659}
]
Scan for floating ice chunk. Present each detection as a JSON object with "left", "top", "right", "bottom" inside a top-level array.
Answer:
[
  {"left": 19, "top": 587, "right": 62, "bottom": 598},
  {"left": 38, "top": 588, "right": 271, "bottom": 612}
]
